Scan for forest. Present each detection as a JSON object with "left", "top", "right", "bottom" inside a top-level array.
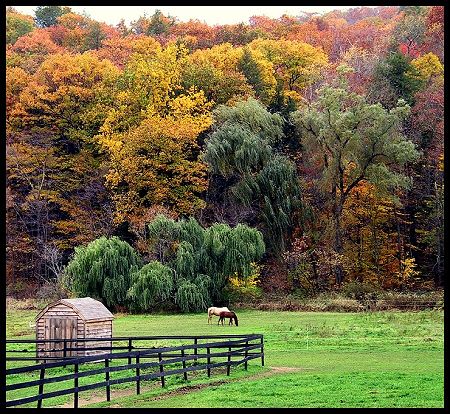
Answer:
[{"left": 5, "top": 6, "right": 444, "bottom": 311}]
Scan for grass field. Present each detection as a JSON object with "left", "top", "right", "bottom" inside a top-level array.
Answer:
[{"left": 6, "top": 308, "right": 444, "bottom": 408}]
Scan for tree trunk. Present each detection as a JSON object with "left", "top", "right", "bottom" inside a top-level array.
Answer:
[{"left": 333, "top": 197, "right": 344, "bottom": 286}]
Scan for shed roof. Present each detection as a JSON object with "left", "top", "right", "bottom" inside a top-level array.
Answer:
[{"left": 35, "top": 297, "right": 114, "bottom": 322}]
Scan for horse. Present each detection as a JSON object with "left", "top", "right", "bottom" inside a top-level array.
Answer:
[
  {"left": 218, "top": 311, "right": 238, "bottom": 327},
  {"left": 207, "top": 306, "right": 230, "bottom": 324}
]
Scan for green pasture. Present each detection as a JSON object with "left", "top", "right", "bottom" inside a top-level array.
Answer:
[{"left": 6, "top": 308, "right": 444, "bottom": 408}]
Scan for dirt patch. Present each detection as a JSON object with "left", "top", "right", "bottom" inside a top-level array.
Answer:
[
  {"left": 148, "top": 366, "right": 306, "bottom": 402},
  {"left": 58, "top": 366, "right": 306, "bottom": 408},
  {"left": 269, "top": 366, "right": 304, "bottom": 373},
  {"left": 57, "top": 383, "right": 159, "bottom": 408},
  {"left": 151, "top": 380, "right": 229, "bottom": 400}
]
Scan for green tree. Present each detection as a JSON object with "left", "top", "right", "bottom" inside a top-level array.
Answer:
[
  {"left": 127, "top": 261, "right": 174, "bottom": 312},
  {"left": 145, "top": 215, "right": 265, "bottom": 306},
  {"left": 237, "top": 47, "right": 267, "bottom": 102},
  {"left": 175, "top": 276, "right": 211, "bottom": 313},
  {"left": 146, "top": 9, "right": 175, "bottom": 36},
  {"left": 34, "top": 6, "right": 71, "bottom": 28},
  {"left": 6, "top": 8, "right": 35, "bottom": 44},
  {"left": 369, "top": 52, "right": 423, "bottom": 108},
  {"left": 291, "top": 66, "right": 420, "bottom": 284},
  {"left": 83, "top": 21, "right": 106, "bottom": 51},
  {"left": 63, "top": 236, "right": 142, "bottom": 309},
  {"left": 204, "top": 98, "right": 302, "bottom": 255}
]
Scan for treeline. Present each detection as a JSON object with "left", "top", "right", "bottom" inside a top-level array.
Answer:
[{"left": 6, "top": 6, "right": 444, "bottom": 302}]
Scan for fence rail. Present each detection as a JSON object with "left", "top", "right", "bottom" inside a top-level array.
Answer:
[{"left": 5, "top": 334, "right": 264, "bottom": 408}]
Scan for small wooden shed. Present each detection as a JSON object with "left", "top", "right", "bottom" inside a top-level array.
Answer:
[{"left": 35, "top": 297, "right": 114, "bottom": 360}]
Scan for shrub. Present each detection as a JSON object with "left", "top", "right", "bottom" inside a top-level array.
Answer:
[
  {"left": 35, "top": 280, "right": 68, "bottom": 302},
  {"left": 226, "top": 262, "right": 263, "bottom": 303}
]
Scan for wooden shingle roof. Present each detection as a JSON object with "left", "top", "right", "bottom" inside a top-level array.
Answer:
[{"left": 35, "top": 297, "right": 114, "bottom": 321}]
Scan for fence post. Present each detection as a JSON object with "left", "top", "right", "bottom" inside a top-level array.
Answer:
[
  {"left": 74, "top": 363, "right": 79, "bottom": 408},
  {"left": 260, "top": 336, "right": 264, "bottom": 366},
  {"left": 194, "top": 338, "right": 198, "bottom": 364},
  {"left": 37, "top": 367, "right": 45, "bottom": 408},
  {"left": 136, "top": 354, "right": 140, "bottom": 395},
  {"left": 227, "top": 346, "right": 231, "bottom": 376},
  {"left": 244, "top": 340, "right": 248, "bottom": 370},
  {"left": 63, "top": 340, "right": 67, "bottom": 367},
  {"left": 128, "top": 339, "right": 132, "bottom": 365},
  {"left": 207, "top": 347, "right": 211, "bottom": 377},
  {"left": 158, "top": 353, "right": 165, "bottom": 387},
  {"left": 181, "top": 349, "right": 188, "bottom": 381},
  {"left": 105, "top": 358, "right": 110, "bottom": 401}
]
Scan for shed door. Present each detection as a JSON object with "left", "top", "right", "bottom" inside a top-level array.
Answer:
[{"left": 44, "top": 318, "right": 78, "bottom": 359}]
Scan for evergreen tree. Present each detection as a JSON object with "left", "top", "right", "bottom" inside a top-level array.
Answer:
[
  {"left": 34, "top": 6, "right": 70, "bottom": 28},
  {"left": 369, "top": 52, "right": 424, "bottom": 108},
  {"left": 237, "top": 47, "right": 266, "bottom": 101}
]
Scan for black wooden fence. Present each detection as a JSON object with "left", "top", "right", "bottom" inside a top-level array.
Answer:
[{"left": 5, "top": 334, "right": 264, "bottom": 408}]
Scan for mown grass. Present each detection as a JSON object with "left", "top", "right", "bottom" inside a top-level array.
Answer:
[{"left": 6, "top": 308, "right": 444, "bottom": 408}]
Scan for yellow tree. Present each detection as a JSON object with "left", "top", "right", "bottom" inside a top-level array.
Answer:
[
  {"left": 18, "top": 52, "right": 120, "bottom": 143},
  {"left": 6, "top": 66, "right": 31, "bottom": 133},
  {"left": 409, "top": 52, "right": 444, "bottom": 84},
  {"left": 181, "top": 43, "right": 253, "bottom": 106},
  {"left": 99, "top": 39, "right": 187, "bottom": 134},
  {"left": 341, "top": 181, "right": 402, "bottom": 287},
  {"left": 98, "top": 90, "right": 212, "bottom": 224},
  {"left": 247, "top": 38, "right": 328, "bottom": 106}
]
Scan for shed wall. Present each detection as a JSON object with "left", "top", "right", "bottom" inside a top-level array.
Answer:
[
  {"left": 36, "top": 307, "right": 85, "bottom": 337},
  {"left": 84, "top": 320, "right": 113, "bottom": 356}
]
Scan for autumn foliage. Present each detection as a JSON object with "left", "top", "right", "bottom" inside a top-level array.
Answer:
[{"left": 6, "top": 6, "right": 444, "bottom": 301}]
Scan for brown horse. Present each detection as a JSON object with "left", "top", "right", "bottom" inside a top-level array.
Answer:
[{"left": 218, "top": 311, "right": 238, "bottom": 326}]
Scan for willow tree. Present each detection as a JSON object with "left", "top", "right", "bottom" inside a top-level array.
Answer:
[
  {"left": 175, "top": 276, "right": 211, "bottom": 313},
  {"left": 204, "top": 97, "right": 302, "bottom": 255},
  {"left": 201, "top": 222, "right": 266, "bottom": 301},
  {"left": 291, "top": 65, "right": 420, "bottom": 284},
  {"left": 63, "top": 236, "right": 142, "bottom": 309},
  {"left": 144, "top": 214, "right": 265, "bottom": 307},
  {"left": 146, "top": 214, "right": 180, "bottom": 264},
  {"left": 127, "top": 261, "right": 174, "bottom": 312}
]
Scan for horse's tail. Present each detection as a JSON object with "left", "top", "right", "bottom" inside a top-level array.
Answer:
[{"left": 233, "top": 314, "right": 238, "bottom": 326}]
